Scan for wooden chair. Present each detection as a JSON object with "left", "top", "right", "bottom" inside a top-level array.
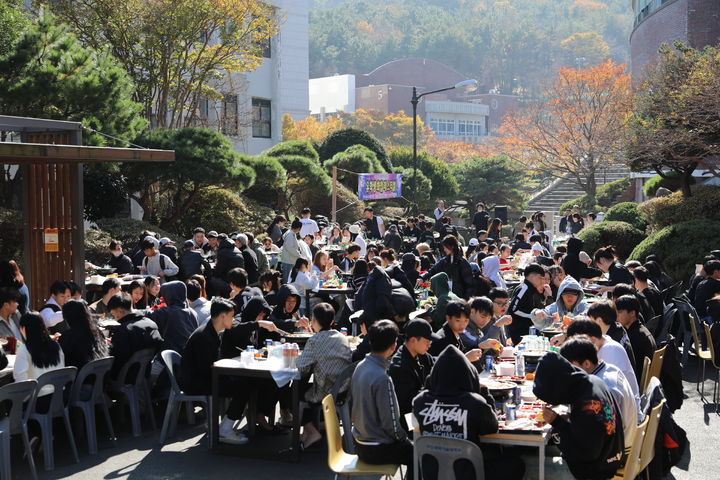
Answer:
[
  {"left": 638, "top": 399, "right": 666, "bottom": 475},
  {"left": 639, "top": 357, "right": 651, "bottom": 396},
  {"left": 641, "top": 346, "right": 666, "bottom": 394},
  {"left": 613, "top": 413, "right": 650, "bottom": 479},
  {"left": 689, "top": 314, "right": 712, "bottom": 399},
  {"left": 321, "top": 394, "right": 399, "bottom": 480},
  {"left": 702, "top": 322, "right": 720, "bottom": 414}
]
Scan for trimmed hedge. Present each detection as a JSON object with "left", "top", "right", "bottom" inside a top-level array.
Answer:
[
  {"left": 85, "top": 227, "right": 113, "bottom": 266},
  {"left": 638, "top": 185, "right": 720, "bottom": 231},
  {"left": 319, "top": 128, "right": 390, "bottom": 171},
  {"left": 175, "top": 188, "right": 244, "bottom": 238},
  {"left": 629, "top": 220, "right": 720, "bottom": 282},
  {"left": 263, "top": 140, "right": 319, "bottom": 163},
  {"left": 577, "top": 221, "right": 645, "bottom": 261},
  {"left": 604, "top": 202, "right": 647, "bottom": 231},
  {"left": 94, "top": 218, "right": 182, "bottom": 253},
  {"left": 559, "top": 177, "right": 632, "bottom": 214},
  {"left": 643, "top": 172, "right": 695, "bottom": 197}
]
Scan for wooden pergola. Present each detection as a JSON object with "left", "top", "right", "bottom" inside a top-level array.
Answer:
[{"left": 0, "top": 115, "right": 174, "bottom": 309}]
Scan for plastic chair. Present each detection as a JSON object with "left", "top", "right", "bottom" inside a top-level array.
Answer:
[
  {"left": 414, "top": 435, "right": 485, "bottom": 480},
  {"left": 69, "top": 357, "right": 116, "bottom": 454},
  {"left": 0, "top": 380, "right": 38, "bottom": 480},
  {"left": 108, "top": 348, "right": 157, "bottom": 437},
  {"left": 641, "top": 346, "right": 666, "bottom": 394},
  {"left": 689, "top": 315, "right": 712, "bottom": 398},
  {"left": 639, "top": 357, "right": 651, "bottom": 396},
  {"left": 638, "top": 398, "right": 665, "bottom": 474},
  {"left": 613, "top": 412, "right": 649, "bottom": 479},
  {"left": 26, "top": 367, "right": 80, "bottom": 471},
  {"left": 702, "top": 322, "right": 720, "bottom": 413},
  {"left": 329, "top": 361, "right": 358, "bottom": 454},
  {"left": 321, "top": 394, "right": 399, "bottom": 479},
  {"left": 158, "top": 350, "right": 212, "bottom": 447}
]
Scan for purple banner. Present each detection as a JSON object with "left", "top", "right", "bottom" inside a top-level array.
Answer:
[{"left": 358, "top": 173, "right": 402, "bottom": 200}]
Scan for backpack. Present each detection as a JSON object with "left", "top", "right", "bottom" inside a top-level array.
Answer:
[{"left": 641, "top": 378, "right": 689, "bottom": 477}]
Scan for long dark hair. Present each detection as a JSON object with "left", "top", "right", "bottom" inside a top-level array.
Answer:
[
  {"left": 20, "top": 312, "right": 62, "bottom": 368},
  {"left": 62, "top": 300, "right": 108, "bottom": 360},
  {"left": 442, "top": 235, "right": 463, "bottom": 259},
  {"left": 144, "top": 275, "right": 160, "bottom": 306},
  {"left": 352, "top": 259, "right": 369, "bottom": 279},
  {"left": 290, "top": 258, "right": 309, "bottom": 283},
  {"left": 0, "top": 260, "right": 24, "bottom": 289},
  {"left": 128, "top": 280, "right": 146, "bottom": 308},
  {"left": 266, "top": 215, "right": 286, "bottom": 236}
]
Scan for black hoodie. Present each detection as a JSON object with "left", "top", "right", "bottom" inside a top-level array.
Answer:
[
  {"left": 533, "top": 352, "right": 624, "bottom": 480},
  {"left": 214, "top": 237, "right": 244, "bottom": 280},
  {"left": 149, "top": 281, "right": 198, "bottom": 354},
  {"left": 269, "top": 284, "right": 302, "bottom": 331},
  {"left": 220, "top": 296, "right": 272, "bottom": 358},
  {"left": 561, "top": 238, "right": 602, "bottom": 281},
  {"left": 412, "top": 345, "right": 498, "bottom": 442}
]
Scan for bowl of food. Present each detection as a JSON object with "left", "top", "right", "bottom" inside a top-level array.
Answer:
[{"left": 95, "top": 267, "right": 117, "bottom": 276}]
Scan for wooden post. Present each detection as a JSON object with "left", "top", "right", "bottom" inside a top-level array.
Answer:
[{"left": 332, "top": 166, "right": 337, "bottom": 223}]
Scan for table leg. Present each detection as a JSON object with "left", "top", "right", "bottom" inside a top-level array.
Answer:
[
  {"left": 539, "top": 442, "right": 545, "bottom": 480},
  {"left": 247, "top": 390, "right": 257, "bottom": 438},
  {"left": 291, "top": 379, "right": 301, "bottom": 462},
  {"left": 211, "top": 368, "right": 218, "bottom": 449}
]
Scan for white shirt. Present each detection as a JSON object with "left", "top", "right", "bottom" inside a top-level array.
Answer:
[
  {"left": 434, "top": 207, "right": 444, "bottom": 220},
  {"left": 593, "top": 361, "right": 641, "bottom": 450},
  {"left": 355, "top": 236, "right": 367, "bottom": 258},
  {"left": 13, "top": 344, "right": 65, "bottom": 396},
  {"left": 598, "top": 336, "right": 641, "bottom": 404},
  {"left": 142, "top": 252, "right": 179, "bottom": 280},
  {"left": 290, "top": 270, "right": 319, "bottom": 299},
  {"left": 299, "top": 218, "right": 319, "bottom": 238},
  {"left": 39, "top": 297, "right": 64, "bottom": 329}
]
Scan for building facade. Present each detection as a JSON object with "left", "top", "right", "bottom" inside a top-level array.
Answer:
[{"left": 630, "top": 0, "right": 720, "bottom": 80}]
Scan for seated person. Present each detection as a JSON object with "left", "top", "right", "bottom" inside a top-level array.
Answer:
[
  {"left": 90, "top": 278, "right": 122, "bottom": 315},
  {"left": 560, "top": 336, "right": 639, "bottom": 453},
  {"left": 632, "top": 266, "right": 664, "bottom": 318},
  {"left": 107, "top": 293, "right": 163, "bottom": 381},
  {"left": 586, "top": 301, "right": 636, "bottom": 374},
  {"left": 59, "top": 299, "right": 109, "bottom": 370},
  {"left": 39, "top": 280, "right": 71, "bottom": 333},
  {"left": 616, "top": 295, "right": 656, "bottom": 383},
  {"left": 429, "top": 299, "right": 488, "bottom": 367},
  {"left": 533, "top": 351, "right": 624, "bottom": 480},
  {"left": 0, "top": 288, "right": 23, "bottom": 342},
  {"left": 14, "top": 312, "right": 66, "bottom": 396},
  {"left": 464, "top": 296, "right": 512, "bottom": 349},
  {"left": 507, "top": 263, "right": 550, "bottom": 344},
  {"left": 107, "top": 239, "right": 134, "bottom": 275},
  {"left": 268, "top": 285, "right": 311, "bottom": 334},
  {"left": 295, "top": 303, "right": 352, "bottom": 449},
  {"left": 149, "top": 281, "right": 198, "bottom": 355},
  {"left": 413, "top": 345, "right": 525, "bottom": 480},
  {"left": 425, "top": 272, "right": 459, "bottom": 330},
  {"left": 351, "top": 320, "right": 413, "bottom": 477},
  {"left": 531, "top": 276, "right": 588, "bottom": 329},
  {"left": 488, "top": 288, "right": 512, "bottom": 345},
  {"left": 388, "top": 319, "right": 435, "bottom": 421},
  {"left": 510, "top": 233, "right": 531, "bottom": 255}
]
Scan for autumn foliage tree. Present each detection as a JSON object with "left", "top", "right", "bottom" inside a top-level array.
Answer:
[
  {"left": 337, "top": 109, "right": 433, "bottom": 147},
  {"left": 282, "top": 113, "right": 343, "bottom": 144},
  {"left": 500, "top": 60, "right": 632, "bottom": 201}
]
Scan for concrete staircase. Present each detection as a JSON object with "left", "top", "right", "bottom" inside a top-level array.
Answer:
[{"left": 525, "top": 164, "right": 632, "bottom": 216}]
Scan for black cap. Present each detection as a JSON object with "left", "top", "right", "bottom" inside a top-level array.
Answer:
[
  {"left": 404, "top": 319, "right": 433, "bottom": 341},
  {"left": 183, "top": 240, "right": 194, "bottom": 249}
]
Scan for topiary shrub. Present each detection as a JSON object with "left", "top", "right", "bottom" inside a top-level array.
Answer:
[
  {"left": 629, "top": 220, "right": 720, "bottom": 282},
  {"left": 85, "top": 227, "right": 113, "bottom": 266},
  {"left": 243, "top": 155, "right": 286, "bottom": 207},
  {"left": 559, "top": 177, "right": 632, "bottom": 214},
  {"left": 0, "top": 208, "right": 23, "bottom": 267},
  {"left": 263, "top": 140, "right": 319, "bottom": 163},
  {"left": 94, "top": 218, "right": 181, "bottom": 253},
  {"left": 604, "top": 202, "right": 647, "bottom": 231},
  {"left": 325, "top": 145, "right": 385, "bottom": 189},
  {"left": 642, "top": 172, "right": 695, "bottom": 197},
  {"left": 174, "top": 188, "right": 244, "bottom": 238},
  {"left": 319, "top": 128, "right": 390, "bottom": 171},
  {"left": 638, "top": 185, "right": 720, "bottom": 231},
  {"left": 577, "top": 221, "right": 645, "bottom": 261}
]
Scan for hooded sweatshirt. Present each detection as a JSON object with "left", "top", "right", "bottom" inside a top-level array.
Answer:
[
  {"left": 427, "top": 272, "right": 460, "bottom": 329},
  {"left": 533, "top": 352, "right": 624, "bottom": 480},
  {"left": 532, "top": 275, "right": 589, "bottom": 329},
  {"left": 220, "top": 296, "right": 272, "bottom": 359},
  {"left": 482, "top": 255, "right": 506, "bottom": 289},
  {"left": 413, "top": 345, "right": 498, "bottom": 442},
  {"left": 561, "top": 238, "right": 602, "bottom": 281},
  {"left": 214, "top": 237, "right": 244, "bottom": 280},
  {"left": 269, "top": 284, "right": 303, "bottom": 333},
  {"left": 149, "top": 281, "right": 198, "bottom": 354},
  {"left": 401, "top": 253, "right": 420, "bottom": 286}
]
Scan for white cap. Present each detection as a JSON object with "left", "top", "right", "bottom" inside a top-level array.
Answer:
[
  {"left": 349, "top": 225, "right": 361, "bottom": 235},
  {"left": 468, "top": 238, "right": 479, "bottom": 246},
  {"left": 159, "top": 237, "right": 173, "bottom": 246}
]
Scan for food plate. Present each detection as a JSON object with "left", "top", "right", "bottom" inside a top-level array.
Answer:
[
  {"left": 491, "top": 375, "right": 525, "bottom": 384},
  {"left": 481, "top": 380, "right": 516, "bottom": 393}
]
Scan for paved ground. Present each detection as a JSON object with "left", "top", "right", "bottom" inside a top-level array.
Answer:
[{"left": 5, "top": 354, "right": 716, "bottom": 480}]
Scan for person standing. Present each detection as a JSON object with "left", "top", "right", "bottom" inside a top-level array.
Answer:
[
  {"left": 140, "top": 239, "right": 179, "bottom": 282},
  {"left": 279, "top": 219, "right": 305, "bottom": 283},
  {"left": 107, "top": 240, "right": 134, "bottom": 275},
  {"left": 299, "top": 208, "right": 319, "bottom": 239},
  {"left": 472, "top": 203, "right": 490, "bottom": 235},
  {"left": 363, "top": 207, "right": 385, "bottom": 240}
]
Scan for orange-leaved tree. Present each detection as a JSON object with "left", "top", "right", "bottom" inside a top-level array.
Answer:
[
  {"left": 337, "top": 109, "right": 433, "bottom": 147},
  {"left": 281, "top": 113, "right": 344, "bottom": 143},
  {"left": 499, "top": 60, "right": 632, "bottom": 201},
  {"left": 425, "top": 138, "right": 498, "bottom": 164}
]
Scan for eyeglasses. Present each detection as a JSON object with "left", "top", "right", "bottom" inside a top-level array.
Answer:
[{"left": 493, "top": 300, "right": 509, "bottom": 307}]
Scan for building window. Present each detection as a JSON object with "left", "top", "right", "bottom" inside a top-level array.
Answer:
[
  {"left": 222, "top": 94, "right": 238, "bottom": 136},
  {"left": 252, "top": 97, "right": 271, "bottom": 138},
  {"left": 457, "top": 120, "right": 483, "bottom": 137},
  {"left": 429, "top": 117, "right": 455, "bottom": 136},
  {"left": 261, "top": 37, "right": 271, "bottom": 58}
]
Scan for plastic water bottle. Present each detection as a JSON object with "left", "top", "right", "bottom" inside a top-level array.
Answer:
[{"left": 515, "top": 350, "right": 525, "bottom": 377}]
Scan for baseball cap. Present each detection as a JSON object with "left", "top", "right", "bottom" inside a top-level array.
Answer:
[
  {"left": 183, "top": 240, "right": 194, "bottom": 249},
  {"left": 348, "top": 224, "right": 360, "bottom": 235},
  {"left": 159, "top": 237, "right": 173, "bottom": 246},
  {"left": 404, "top": 319, "right": 433, "bottom": 341},
  {"left": 468, "top": 238, "right": 479, "bottom": 246},
  {"left": 207, "top": 230, "right": 218, "bottom": 238}
]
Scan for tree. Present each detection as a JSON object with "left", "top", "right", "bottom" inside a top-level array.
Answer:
[
  {"left": 274, "top": 155, "right": 332, "bottom": 217},
  {"left": 49, "top": 0, "right": 279, "bottom": 129},
  {"left": 0, "top": 0, "right": 29, "bottom": 58},
  {"left": 387, "top": 147, "right": 459, "bottom": 206},
  {"left": 451, "top": 156, "right": 526, "bottom": 213},
  {"left": 500, "top": 60, "right": 632, "bottom": 202},
  {"left": 337, "top": 109, "right": 433, "bottom": 147},
  {"left": 122, "top": 127, "right": 255, "bottom": 228},
  {"left": 624, "top": 43, "right": 709, "bottom": 197},
  {"left": 243, "top": 155, "right": 287, "bottom": 207},
  {"left": 282, "top": 113, "right": 343, "bottom": 143},
  {"left": 425, "top": 138, "right": 498, "bottom": 164},
  {"left": 560, "top": 31, "right": 610, "bottom": 66},
  {"left": 264, "top": 140, "right": 320, "bottom": 163},
  {"left": 0, "top": 11, "right": 146, "bottom": 145},
  {"left": 319, "top": 127, "right": 391, "bottom": 171},
  {"left": 325, "top": 145, "right": 385, "bottom": 190}
]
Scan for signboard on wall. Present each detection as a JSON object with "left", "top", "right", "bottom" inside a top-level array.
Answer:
[
  {"left": 357, "top": 173, "right": 402, "bottom": 201},
  {"left": 44, "top": 228, "right": 59, "bottom": 252}
]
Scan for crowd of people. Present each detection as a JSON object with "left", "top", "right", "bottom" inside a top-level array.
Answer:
[{"left": 0, "top": 200, "right": 710, "bottom": 479}]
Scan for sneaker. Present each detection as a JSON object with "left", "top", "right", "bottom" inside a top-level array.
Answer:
[{"left": 220, "top": 430, "right": 249, "bottom": 445}]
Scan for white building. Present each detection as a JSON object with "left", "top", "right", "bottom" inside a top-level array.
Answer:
[
  {"left": 425, "top": 100, "right": 490, "bottom": 143},
  {"left": 309, "top": 74, "right": 356, "bottom": 116}
]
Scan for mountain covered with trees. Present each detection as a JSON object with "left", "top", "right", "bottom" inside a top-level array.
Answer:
[{"left": 309, "top": 0, "right": 632, "bottom": 97}]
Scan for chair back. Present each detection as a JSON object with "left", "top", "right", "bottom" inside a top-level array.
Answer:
[
  {"left": 28, "top": 367, "right": 77, "bottom": 417},
  {"left": 160, "top": 350, "right": 182, "bottom": 395},
  {"left": 689, "top": 314, "right": 704, "bottom": 354},
  {"left": 70, "top": 357, "right": 115, "bottom": 405},
  {"left": 639, "top": 356, "right": 651, "bottom": 395},
  {"left": 646, "top": 346, "right": 667, "bottom": 389},
  {"left": 662, "top": 282, "right": 682, "bottom": 304},
  {"left": 620, "top": 413, "right": 649, "bottom": 479},
  {"left": 322, "top": 394, "right": 347, "bottom": 470},
  {"left": 703, "top": 322, "right": 720, "bottom": 369},
  {"left": 330, "top": 361, "right": 358, "bottom": 402},
  {"left": 639, "top": 398, "right": 665, "bottom": 473},
  {"left": 0, "top": 380, "right": 37, "bottom": 433},
  {"left": 329, "top": 361, "right": 358, "bottom": 453},
  {"left": 116, "top": 348, "right": 156, "bottom": 386},
  {"left": 415, "top": 435, "right": 485, "bottom": 480}
]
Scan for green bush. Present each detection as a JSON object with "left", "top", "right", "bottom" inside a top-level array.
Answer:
[
  {"left": 388, "top": 147, "right": 459, "bottom": 207},
  {"left": 326, "top": 145, "right": 385, "bottom": 189},
  {"left": 0, "top": 208, "right": 23, "bottom": 267},
  {"left": 642, "top": 172, "right": 695, "bottom": 197},
  {"left": 175, "top": 188, "right": 244, "bottom": 238},
  {"left": 638, "top": 185, "right": 720, "bottom": 231},
  {"left": 577, "top": 221, "right": 645, "bottom": 261},
  {"left": 94, "top": 218, "right": 181, "bottom": 253},
  {"left": 629, "top": 220, "right": 720, "bottom": 282},
  {"left": 85, "top": 227, "right": 113, "bottom": 266},
  {"left": 243, "top": 155, "right": 287, "bottom": 206},
  {"left": 559, "top": 177, "right": 632, "bottom": 214},
  {"left": 604, "top": 202, "right": 647, "bottom": 231},
  {"left": 319, "top": 128, "right": 390, "bottom": 171},
  {"left": 263, "top": 140, "right": 319, "bottom": 163}
]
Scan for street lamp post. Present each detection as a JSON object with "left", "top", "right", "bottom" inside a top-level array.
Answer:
[{"left": 410, "top": 79, "right": 478, "bottom": 212}]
